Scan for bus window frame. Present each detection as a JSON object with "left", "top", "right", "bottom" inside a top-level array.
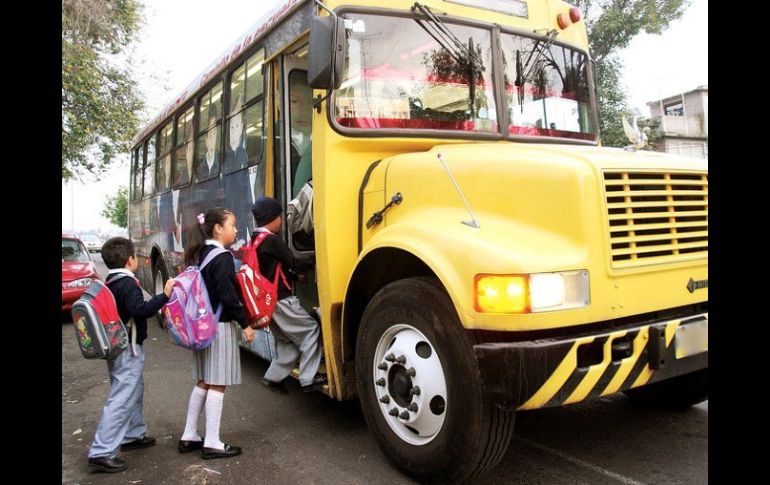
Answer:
[
  {"left": 193, "top": 80, "right": 225, "bottom": 184},
  {"left": 223, "top": 48, "right": 267, "bottom": 175},
  {"left": 155, "top": 121, "right": 174, "bottom": 195},
  {"left": 172, "top": 102, "right": 196, "bottom": 190},
  {"left": 130, "top": 147, "right": 142, "bottom": 202},
  {"left": 326, "top": 6, "right": 600, "bottom": 146},
  {"left": 142, "top": 133, "right": 158, "bottom": 199}
]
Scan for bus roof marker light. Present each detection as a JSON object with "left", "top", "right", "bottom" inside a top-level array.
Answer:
[
  {"left": 569, "top": 7, "right": 582, "bottom": 23},
  {"left": 557, "top": 13, "right": 571, "bottom": 30}
]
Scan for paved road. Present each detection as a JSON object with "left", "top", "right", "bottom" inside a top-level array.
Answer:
[{"left": 63, "top": 253, "right": 707, "bottom": 484}]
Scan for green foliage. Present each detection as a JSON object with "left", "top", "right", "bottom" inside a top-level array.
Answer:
[
  {"left": 62, "top": 0, "right": 144, "bottom": 181},
  {"left": 101, "top": 186, "right": 129, "bottom": 228},
  {"left": 595, "top": 56, "right": 629, "bottom": 148},
  {"left": 571, "top": 1, "right": 690, "bottom": 147}
]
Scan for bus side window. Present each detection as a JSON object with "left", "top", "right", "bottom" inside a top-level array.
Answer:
[
  {"left": 289, "top": 70, "right": 312, "bottom": 198},
  {"left": 287, "top": 69, "right": 314, "bottom": 252}
]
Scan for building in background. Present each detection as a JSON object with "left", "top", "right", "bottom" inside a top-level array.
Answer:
[{"left": 647, "top": 85, "right": 708, "bottom": 158}]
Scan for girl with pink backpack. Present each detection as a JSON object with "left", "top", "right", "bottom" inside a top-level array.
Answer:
[{"left": 177, "top": 208, "right": 255, "bottom": 460}]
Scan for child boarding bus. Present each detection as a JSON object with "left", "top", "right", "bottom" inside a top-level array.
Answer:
[{"left": 128, "top": 0, "right": 708, "bottom": 480}]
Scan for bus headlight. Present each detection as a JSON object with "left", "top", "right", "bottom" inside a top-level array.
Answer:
[{"left": 475, "top": 270, "right": 589, "bottom": 313}]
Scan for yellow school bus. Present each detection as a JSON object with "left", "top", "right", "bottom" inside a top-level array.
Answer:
[{"left": 129, "top": 0, "right": 708, "bottom": 480}]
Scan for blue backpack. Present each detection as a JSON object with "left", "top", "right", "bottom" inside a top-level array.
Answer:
[{"left": 161, "top": 247, "right": 227, "bottom": 350}]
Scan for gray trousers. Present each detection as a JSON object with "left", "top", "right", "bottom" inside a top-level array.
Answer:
[
  {"left": 89, "top": 346, "right": 147, "bottom": 458},
  {"left": 264, "top": 296, "right": 323, "bottom": 387}
]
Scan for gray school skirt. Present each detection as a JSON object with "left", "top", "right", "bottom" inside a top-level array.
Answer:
[{"left": 192, "top": 321, "right": 242, "bottom": 386}]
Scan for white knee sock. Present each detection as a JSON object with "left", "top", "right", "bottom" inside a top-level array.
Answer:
[
  {"left": 203, "top": 390, "right": 225, "bottom": 450},
  {"left": 181, "top": 386, "right": 207, "bottom": 441}
]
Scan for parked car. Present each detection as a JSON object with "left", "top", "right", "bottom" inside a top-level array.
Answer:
[
  {"left": 62, "top": 235, "right": 99, "bottom": 312},
  {"left": 80, "top": 233, "right": 103, "bottom": 253}
]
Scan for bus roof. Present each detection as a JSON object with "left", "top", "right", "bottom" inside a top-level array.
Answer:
[{"left": 133, "top": 0, "right": 310, "bottom": 147}]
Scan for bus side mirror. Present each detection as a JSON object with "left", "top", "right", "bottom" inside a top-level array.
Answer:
[{"left": 309, "top": 15, "right": 344, "bottom": 90}]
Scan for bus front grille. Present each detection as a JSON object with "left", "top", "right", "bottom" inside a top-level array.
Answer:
[{"left": 603, "top": 170, "right": 708, "bottom": 269}]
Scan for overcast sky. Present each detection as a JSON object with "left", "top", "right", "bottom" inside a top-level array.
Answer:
[{"left": 62, "top": 0, "right": 708, "bottom": 233}]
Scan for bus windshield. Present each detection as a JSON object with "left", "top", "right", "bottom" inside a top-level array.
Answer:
[
  {"left": 335, "top": 13, "right": 498, "bottom": 132},
  {"left": 334, "top": 13, "right": 597, "bottom": 141},
  {"left": 502, "top": 32, "right": 596, "bottom": 140}
]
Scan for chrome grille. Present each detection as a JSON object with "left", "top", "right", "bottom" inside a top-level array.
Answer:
[{"left": 603, "top": 171, "right": 708, "bottom": 269}]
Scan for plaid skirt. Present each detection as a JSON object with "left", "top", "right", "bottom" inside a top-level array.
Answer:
[{"left": 192, "top": 321, "right": 242, "bottom": 386}]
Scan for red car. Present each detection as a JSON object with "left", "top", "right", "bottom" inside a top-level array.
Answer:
[{"left": 62, "top": 234, "right": 100, "bottom": 312}]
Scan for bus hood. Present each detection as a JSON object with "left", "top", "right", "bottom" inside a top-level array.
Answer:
[{"left": 379, "top": 142, "right": 708, "bottom": 272}]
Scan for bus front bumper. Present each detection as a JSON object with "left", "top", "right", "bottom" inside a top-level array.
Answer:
[{"left": 473, "top": 313, "right": 708, "bottom": 411}]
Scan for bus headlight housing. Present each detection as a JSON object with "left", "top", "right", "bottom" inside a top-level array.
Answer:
[{"left": 475, "top": 270, "right": 589, "bottom": 313}]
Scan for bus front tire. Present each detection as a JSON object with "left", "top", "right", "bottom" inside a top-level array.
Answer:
[
  {"left": 355, "top": 277, "right": 515, "bottom": 482},
  {"left": 623, "top": 369, "right": 708, "bottom": 410}
]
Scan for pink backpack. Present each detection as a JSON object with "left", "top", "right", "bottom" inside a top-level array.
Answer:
[{"left": 162, "top": 247, "right": 227, "bottom": 350}]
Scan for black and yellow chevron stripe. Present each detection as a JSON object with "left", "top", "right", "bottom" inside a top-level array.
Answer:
[{"left": 474, "top": 314, "right": 708, "bottom": 411}]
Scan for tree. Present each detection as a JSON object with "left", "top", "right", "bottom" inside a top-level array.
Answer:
[
  {"left": 571, "top": 0, "right": 690, "bottom": 147},
  {"left": 102, "top": 186, "right": 129, "bottom": 228},
  {"left": 62, "top": 0, "right": 144, "bottom": 181}
]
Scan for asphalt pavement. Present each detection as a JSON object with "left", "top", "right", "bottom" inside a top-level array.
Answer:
[{"left": 61, "top": 253, "right": 707, "bottom": 484}]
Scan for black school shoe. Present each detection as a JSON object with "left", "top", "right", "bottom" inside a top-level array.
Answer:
[
  {"left": 201, "top": 442, "right": 242, "bottom": 459},
  {"left": 120, "top": 435, "right": 156, "bottom": 451},
  {"left": 178, "top": 438, "right": 204, "bottom": 453},
  {"left": 301, "top": 373, "right": 327, "bottom": 392},
  {"left": 88, "top": 456, "right": 127, "bottom": 473}
]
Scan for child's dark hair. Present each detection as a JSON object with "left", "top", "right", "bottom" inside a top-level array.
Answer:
[
  {"left": 102, "top": 237, "right": 135, "bottom": 269},
  {"left": 183, "top": 207, "right": 234, "bottom": 266}
]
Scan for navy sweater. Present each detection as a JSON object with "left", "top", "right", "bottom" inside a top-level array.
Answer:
[
  {"left": 106, "top": 272, "right": 169, "bottom": 345},
  {"left": 199, "top": 245, "right": 248, "bottom": 328}
]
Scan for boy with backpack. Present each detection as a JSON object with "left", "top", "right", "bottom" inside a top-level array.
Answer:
[
  {"left": 250, "top": 196, "right": 326, "bottom": 393},
  {"left": 87, "top": 237, "right": 174, "bottom": 473}
]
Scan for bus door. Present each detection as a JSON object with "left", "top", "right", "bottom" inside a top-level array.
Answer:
[{"left": 279, "top": 47, "right": 318, "bottom": 314}]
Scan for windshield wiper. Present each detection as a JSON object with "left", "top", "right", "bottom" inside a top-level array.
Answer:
[
  {"left": 411, "top": 2, "right": 484, "bottom": 116},
  {"left": 514, "top": 29, "right": 558, "bottom": 107}
]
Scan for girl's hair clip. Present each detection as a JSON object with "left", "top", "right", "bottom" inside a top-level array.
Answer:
[{"left": 197, "top": 213, "right": 205, "bottom": 225}]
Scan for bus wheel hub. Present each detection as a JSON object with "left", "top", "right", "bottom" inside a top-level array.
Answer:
[{"left": 373, "top": 324, "right": 448, "bottom": 446}]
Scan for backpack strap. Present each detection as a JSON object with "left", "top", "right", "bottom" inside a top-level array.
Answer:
[
  {"left": 199, "top": 246, "right": 229, "bottom": 319},
  {"left": 250, "top": 232, "right": 292, "bottom": 291},
  {"left": 200, "top": 246, "right": 228, "bottom": 270}
]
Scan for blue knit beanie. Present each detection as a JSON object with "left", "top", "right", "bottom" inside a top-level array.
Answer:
[{"left": 251, "top": 196, "right": 283, "bottom": 227}]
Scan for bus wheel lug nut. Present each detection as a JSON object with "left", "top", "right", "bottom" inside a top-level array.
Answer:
[
  {"left": 410, "top": 386, "right": 421, "bottom": 396},
  {"left": 396, "top": 355, "right": 407, "bottom": 364},
  {"left": 377, "top": 362, "right": 388, "bottom": 370},
  {"left": 389, "top": 408, "right": 399, "bottom": 417},
  {"left": 406, "top": 367, "right": 416, "bottom": 377},
  {"left": 376, "top": 378, "right": 386, "bottom": 386},
  {"left": 384, "top": 353, "right": 395, "bottom": 362},
  {"left": 407, "top": 403, "right": 418, "bottom": 412},
  {"left": 380, "top": 395, "right": 390, "bottom": 404},
  {"left": 399, "top": 411, "right": 410, "bottom": 420}
]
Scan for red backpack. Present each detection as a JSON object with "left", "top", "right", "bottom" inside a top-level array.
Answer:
[
  {"left": 71, "top": 275, "right": 133, "bottom": 360},
  {"left": 236, "top": 231, "right": 290, "bottom": 329}
]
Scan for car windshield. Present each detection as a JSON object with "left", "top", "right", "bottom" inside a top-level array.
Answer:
[{"left": 62, "top": 239, "right": 90, "bottom": 262}]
